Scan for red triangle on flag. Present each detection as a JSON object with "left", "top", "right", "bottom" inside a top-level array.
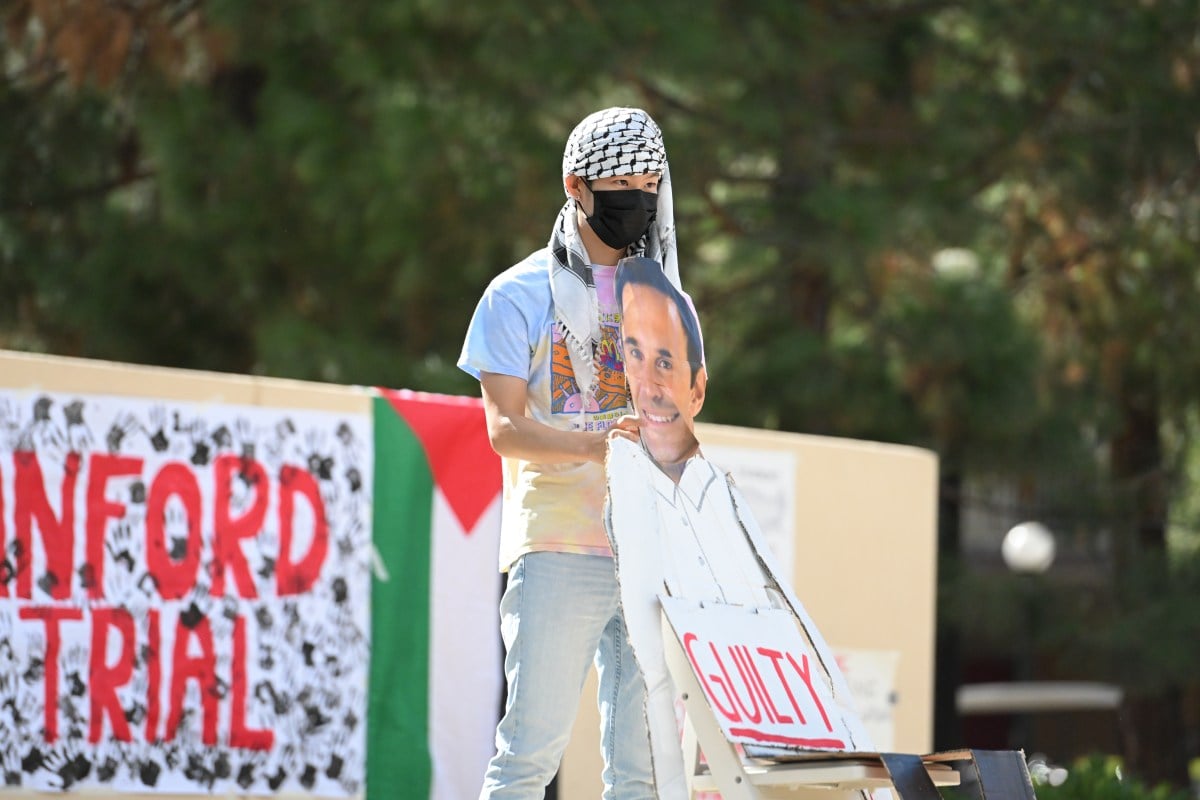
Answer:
[{"left": 380, "top": 388, "right": 502, "bottom": 533}]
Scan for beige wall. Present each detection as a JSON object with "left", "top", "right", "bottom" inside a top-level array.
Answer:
[
  {"left": 0, "top": 350, "right": 368, "bottom": 414},
  {"left": 559, "top": 421, "right": 939, "bottom": 799}
]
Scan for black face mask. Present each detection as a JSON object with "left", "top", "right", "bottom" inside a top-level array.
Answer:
[{"left": 583, "top": 184, "right": 658, "bottom": 250}]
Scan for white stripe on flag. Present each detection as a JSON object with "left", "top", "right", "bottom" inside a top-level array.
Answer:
[{"left": 429, "top": 487, "right": 503, "bottom": 800}]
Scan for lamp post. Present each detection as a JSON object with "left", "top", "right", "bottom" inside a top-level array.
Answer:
[{"left": 1001, "top": 521, "right": 1056, "bottom": 751}]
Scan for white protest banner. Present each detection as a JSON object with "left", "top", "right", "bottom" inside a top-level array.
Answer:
[{"left": 0, "top": 390, "right": 371, "bottom": 795}]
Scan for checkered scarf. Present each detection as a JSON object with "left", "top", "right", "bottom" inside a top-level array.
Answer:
[{"left": 550, "top": 107, "right": 681, "bottom": 418}]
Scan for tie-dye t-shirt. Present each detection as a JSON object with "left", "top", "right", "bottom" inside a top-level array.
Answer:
[{"left": 459, "top": 249, "right": 630, "bottom": 571}]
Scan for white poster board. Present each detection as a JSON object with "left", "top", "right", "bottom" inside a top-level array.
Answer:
[{"left": 0, "top": 390, "right": 371, "bottom": 795}]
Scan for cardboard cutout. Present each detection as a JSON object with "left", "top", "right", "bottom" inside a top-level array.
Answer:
[
  {"left": 606, "top": 438, "right": 876, "bottom": 799},
  {"left": 607, "top": 258, "right": 872, "bottom": 799}
]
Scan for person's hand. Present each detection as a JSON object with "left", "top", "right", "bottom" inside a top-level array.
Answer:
[
  {"left": 580, "top": 415, "right": 640, "bottom": 463},
  {"left": 605, "top": 414, "right": 642, "bottom": 447}
]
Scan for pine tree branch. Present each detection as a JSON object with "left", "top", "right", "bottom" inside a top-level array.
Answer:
[{"left": 0, "top": 170, "right": 156, "bottom": 215}]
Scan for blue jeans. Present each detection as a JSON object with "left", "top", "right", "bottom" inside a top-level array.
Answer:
[{"left": 479, "top": 551, "right": 655, "bottom": 800}]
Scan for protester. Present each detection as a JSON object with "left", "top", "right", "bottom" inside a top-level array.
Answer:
[{"left": 458, "top": 106, "right": 681, "bottom": 799}]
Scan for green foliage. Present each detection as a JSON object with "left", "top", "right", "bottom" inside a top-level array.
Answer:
[
  {"left": 1035, "top": 755, "right": 1191, "bottom": 800},
  {"left": 1, "top": 1, "right": 602, "bottom": 390},
  {"left": 1062, "top": 550, "right": 1200, "bottom": 690},
  {"left": 1168, "top": 412, "right": 1200, "bottom": 557},
  {"left": 876, "top": 270, "right": 1042, "bottom": 463}
]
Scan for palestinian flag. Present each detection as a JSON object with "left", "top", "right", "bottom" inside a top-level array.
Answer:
[{"left": 368, "top": 389, "right": 503, "bottom": 800}]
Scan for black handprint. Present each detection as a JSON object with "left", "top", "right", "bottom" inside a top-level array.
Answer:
[
  {"left": 20, "top": 746, "right": 47, "bottom": 775},
  {"left": 190, "top": 439, "right": 211, "bottom": 467},
  {"left": 137, "top": 757, "right": 162, "bottom": 787},
  {"left": 63, "top": 400, "right": 94, "bottom": 453},
  {"left": 33, "top": 396, "right": 52, "bottom": 423},
  {"left": 147, "top": 407, "right": 171, "bottom": 453},
  {"left": 212, "top": 425, "right": 233, "bottom": 450},
  {"left": 105, "top": 413, "right": 140, "bottom": 453},
  {"left": 104, "top": 522, "right": 140, "bottom": 601},
  {"left": 299, "top": 762, "right": 318, "bottom": 790},
  {"left": 256, "top": 556, "right": 276, "bottom": 581},
  {"left": 0, "top": 398, "right": 21, "bottom": 451},
  {"left": 20, "top": 400, "right": 66, "bottom": 460},
  {"left": 96, "top": 755, "right": 119, "bottom": 783},
  {"left": 306, "top": 453, "right": 334, "bottom": 482},
  {"left": 183, "top": 751, "right": 216, "bottom": 790},
  {"left": 2, "top": 748, "right": 19, "bottom": 786},
  {"left": 345, "top": 466, "right": 363, "bottom": 493},
  {"left": 42, "top": 739, "right": 92, "bottom": 790},
  {"left": 235, "top": 750, "right": 267, "bottom": 791}
]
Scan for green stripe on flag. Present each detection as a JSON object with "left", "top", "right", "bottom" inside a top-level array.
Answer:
[{"left": 368, "top": 395, "right": 433, "bottom": 799}]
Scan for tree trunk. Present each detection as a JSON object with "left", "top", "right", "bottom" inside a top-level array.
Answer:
[
  {"left": 1111, "top": 376, "right": 1189, "bottom": 788},
  {"left": 1120, "top": 688, "right": 1189, "bottom": 789}
]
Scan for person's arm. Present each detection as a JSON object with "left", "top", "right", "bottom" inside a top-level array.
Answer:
[{"left": 480, "top": 371, "right": 639, "bottom": 464}]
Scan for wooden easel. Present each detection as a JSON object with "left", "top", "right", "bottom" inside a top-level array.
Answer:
[{"left": 662, "top": 611, "right": 1037, "bottom": 800}]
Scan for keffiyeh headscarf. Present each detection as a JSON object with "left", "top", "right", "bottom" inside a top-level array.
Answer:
[{"left": 550, "top": 106, "right": 681, "bottom": 416}]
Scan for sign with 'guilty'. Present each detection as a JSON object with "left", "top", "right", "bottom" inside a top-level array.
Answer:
[{"left": 661, "top": 597, "right": 856, "bottom": 752}]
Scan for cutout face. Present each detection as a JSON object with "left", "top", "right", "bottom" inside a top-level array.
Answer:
[{"left": 619, "top": 280, "right": 706, "bottom": 470}]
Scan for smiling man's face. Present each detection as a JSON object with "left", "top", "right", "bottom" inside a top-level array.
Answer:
[{"left": 620, "top": 282, "right": 706, "bottom": 467}]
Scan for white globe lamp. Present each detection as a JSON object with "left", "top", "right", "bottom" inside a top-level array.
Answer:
[{"left": 1002, "top": 521, "right": 1056, "bottom": 574}]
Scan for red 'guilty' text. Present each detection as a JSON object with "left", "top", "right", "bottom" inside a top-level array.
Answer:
[{"left": 682, "top": 630, "right": 847, "bottom": 750}]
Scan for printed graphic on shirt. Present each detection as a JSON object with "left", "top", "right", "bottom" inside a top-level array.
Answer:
[{"left": 550, "top": 322, "right": 628, "bottom": 418}]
